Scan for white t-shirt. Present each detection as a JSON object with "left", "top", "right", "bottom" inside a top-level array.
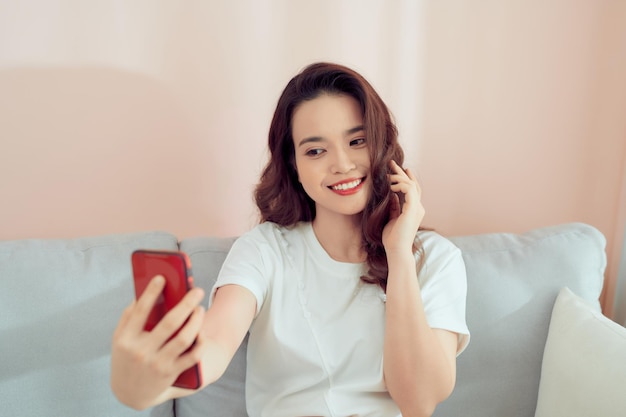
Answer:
[{"left": 211, "top": 222, "right": 469, "bottom": 417}]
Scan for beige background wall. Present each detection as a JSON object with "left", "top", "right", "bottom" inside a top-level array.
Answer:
[{"left": 1, "top": 1, "right": 625, "bottom": 317}]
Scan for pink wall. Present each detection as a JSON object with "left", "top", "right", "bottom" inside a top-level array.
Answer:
[
  {"left": 417, "top": 1, "right": 626, "bottom": 315},
  {"left": 1, "top": 1, "right": 625, "bottom": 315}
]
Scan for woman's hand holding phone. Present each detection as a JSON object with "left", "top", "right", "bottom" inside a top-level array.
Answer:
[{"left": 111, "top": 274, "right": 206, "bottom": 410}]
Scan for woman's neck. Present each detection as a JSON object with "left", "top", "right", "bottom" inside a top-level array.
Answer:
[{"left": 312, "top": 212, "right": 365, "bottom": 263}]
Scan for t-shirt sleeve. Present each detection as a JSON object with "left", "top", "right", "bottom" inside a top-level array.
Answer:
[
  {"left": 209, "top": 232, "right": 270, "bottom": 316},
  {"left": 417, "top": 232, "right": 470, "bottom": 355}
]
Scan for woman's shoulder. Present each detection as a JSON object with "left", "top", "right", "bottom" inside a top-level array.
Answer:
[
  {"left": 225, "top": 222, "right": 310, "bottom": 275},
  {"left": 242, "top": 221, "right": 282, "bottom": 237},
  {"left": 416, "top": 229, "right": 461, "bottom": 257},
  {"left": 415, "top": 229, "right": 466, "bottom": 285},
  {"left": 240, "top": 221, "right": 304, "bottom": 240},
  {"left": 234, "top": 221, "right": 308, "bottom": 253}
]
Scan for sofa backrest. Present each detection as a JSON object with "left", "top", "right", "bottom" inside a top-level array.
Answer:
[
  {"left": 0, "top": 231, "right": 180, "bottom": 417},
  {"left": 0, "top": 223, "right": 605, "bottom": 417},
  {"left": 439, "top": 222, "right": 605, "bottom": 417}
]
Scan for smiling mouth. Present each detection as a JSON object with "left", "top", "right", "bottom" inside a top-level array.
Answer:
[{"left": 328, "top": 177, "right": 365, "bottom": 192}]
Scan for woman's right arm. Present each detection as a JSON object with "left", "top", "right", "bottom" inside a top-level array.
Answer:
[{"left": 110, "top": 276, "right": 256, "bottom": 410}]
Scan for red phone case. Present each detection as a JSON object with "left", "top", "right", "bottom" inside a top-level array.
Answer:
[{"left": 131, "top": 249, "right": 202, "bottom": 389}]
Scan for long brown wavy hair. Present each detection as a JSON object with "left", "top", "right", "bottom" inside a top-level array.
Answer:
[{"left": 254, "top": 62, "right": 419, "bottom": 291}]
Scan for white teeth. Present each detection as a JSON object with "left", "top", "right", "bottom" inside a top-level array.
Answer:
[{"left": 332, "top": 179, "right": 362, "bottom": 191}]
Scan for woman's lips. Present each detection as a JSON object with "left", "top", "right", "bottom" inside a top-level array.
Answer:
[{"left": 328, "top": 177, "right": 365, "bottom": 195}]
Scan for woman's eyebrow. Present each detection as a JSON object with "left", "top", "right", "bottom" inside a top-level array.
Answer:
[
  {"left": 297, "top": 125, "right": 365, "bottom": 148},
  {"left": 345, "top": 125, "right": 365, "bottom": 136},
  {"left": 297, "top": 136, "right": 325, "bottom": 148}
]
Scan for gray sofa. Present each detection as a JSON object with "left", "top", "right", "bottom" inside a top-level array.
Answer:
[{"left": 1, "top": 223, "right": 620, "bottom": 416}]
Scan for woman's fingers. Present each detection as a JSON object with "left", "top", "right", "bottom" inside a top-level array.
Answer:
[
  {"left": 405, "top": 167, "right": 417, "bottom": 182},
  {"left": 111, "top": 278, "right": 208, "bottom": 407},
  {"left": 158, "top": 304, "right": 206, "bottom": 359},
  {"left": 389, "top": 192, "right": 401, "bottom": 219},
  {"left": 124, "top": 275, "right": 166, "bottom": 333},
  {"left": 389, "top": 179, "right": 415, "bottom": 192},
  {"left": 150, "top": 287, "right": 205, "bottom": 346},
  {"left": 388, "top": 161, "right": 421, "bottom": 201},
  {"left": 114, "top": 302, "right": 135, "bottom": 335},
  {"left": 168, "top": 307, "right": 205, "bottom": 370},
  {"left": 387, "top": 161, "right": 424, "bottom": 227},
  {"left": 118, "top": 275, "right": 205, "bottom": 354}
]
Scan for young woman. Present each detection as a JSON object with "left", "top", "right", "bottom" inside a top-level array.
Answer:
[{"left": 111, "top": 62, "right": 469, "bottom": 417}]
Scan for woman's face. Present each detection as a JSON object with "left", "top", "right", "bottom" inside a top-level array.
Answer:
[{"left": 291, "top": 93, "right": 371, "bottom": 219}]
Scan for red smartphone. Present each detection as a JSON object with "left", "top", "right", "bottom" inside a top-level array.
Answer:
[{"left": 131, "top": 249, "right": 202, "bottom": 389}]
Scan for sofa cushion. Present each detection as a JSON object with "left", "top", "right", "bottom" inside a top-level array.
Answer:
[
  {"left": 433, "top": 223, "right": 606, "bottom": 417},
  {"left": 534, "top": 287, "right": 626, "bottom": 417},
  {"left": 0, "top": 231, "right": 179, "bottom": 417}
]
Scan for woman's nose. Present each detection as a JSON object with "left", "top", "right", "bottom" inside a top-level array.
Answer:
[{"left": 331, "top": 149, "right": 356, "bottom": 173}]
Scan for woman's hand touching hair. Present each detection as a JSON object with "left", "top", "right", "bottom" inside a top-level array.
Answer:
[{"left": 382, "top": 160, "right": 425, "bottom": 255}]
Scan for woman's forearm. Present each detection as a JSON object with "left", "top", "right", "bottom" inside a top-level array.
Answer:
[{"left": 383, "top": 250, "right": 456, "bottom": 417}]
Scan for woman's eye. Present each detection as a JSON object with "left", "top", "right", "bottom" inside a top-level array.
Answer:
[
  {"left": 305, "top": 148, "right": 324, "bottom": 157},
  {"left": 350, "top": 137, "right": 366, "bottom": 147}
]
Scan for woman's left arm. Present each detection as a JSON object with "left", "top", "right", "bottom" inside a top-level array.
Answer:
[{"left": 382, "top": 161, "right": 459, "bottom": 417}]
